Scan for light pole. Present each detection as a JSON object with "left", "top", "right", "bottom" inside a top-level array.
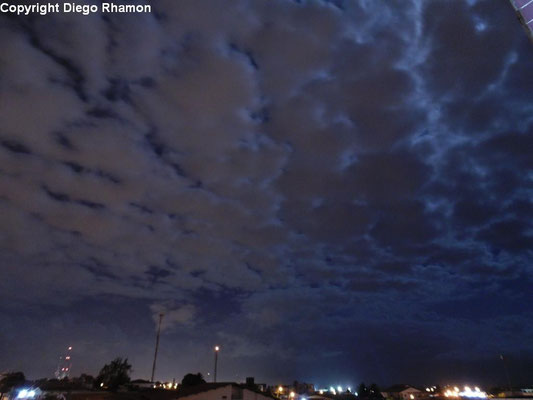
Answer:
[
  {"left": 500, "top": 354, "right": 512, "bottom": 391},
  {"left": 151, "top": 313, "right": 164, "bottom": 383},
  {"left": 214, "top": 346, "right": 220, "bottom": 383}
]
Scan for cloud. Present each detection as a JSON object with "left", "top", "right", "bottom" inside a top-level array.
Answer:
[
  {"left": 0, "top": 0, "right": 532, "bottom": 384},
  {"left": 150, "top": 302, "right": 196, "bottom": 332}
]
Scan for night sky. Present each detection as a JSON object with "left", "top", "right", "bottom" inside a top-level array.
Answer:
[{"left": 1, "top": 0, "right": 532, "bottom": 389}]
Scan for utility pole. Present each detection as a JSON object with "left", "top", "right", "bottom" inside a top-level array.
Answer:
[
  {"left": 151, "top": 313, "right": 164, "bottom": 383},
  {"left": 500, "top": 354, "right": 512, "bottom": 392},
  {"left": 214, "top": 346, "right": 220, "bottom": 383}
]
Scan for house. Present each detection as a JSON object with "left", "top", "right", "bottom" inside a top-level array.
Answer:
[
  {"left": 381, "top": 385, "right": 424, "bottom": 400},
  {"left": 175, "top": 383, "right": 276, "bottom": 400}
]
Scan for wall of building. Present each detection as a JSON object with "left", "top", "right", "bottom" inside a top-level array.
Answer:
[
  {"left": 180, "top": 386, "right": 233, "bottom": 400},
  {"left": 179, "top": 385, "right": 272, "bottom": 400}
]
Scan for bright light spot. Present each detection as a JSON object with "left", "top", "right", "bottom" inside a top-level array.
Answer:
[
  {"left": 68, "top": 347, "right": 72, "bottom": 350},
  {"left": 319, "top": 391, "right": 324, "bottom": 395},
  {"left": 348, "top": 387, "right": 352, "bottom": 392},
  {"left": 338, "top": 386, "right": 343, "bottom": 393},
  {"left": 278, "top": 386, "right": 284, "bottom": 392},
  {"left": 455, "top": 386, "right": 487, "bottom": 399},
  {"left": 290, "top": 392, "right": 295, "bottom": 398},
  {"left": 426, "top": 389, "right": 431, "bottom": 392},
  {"left": 17, "top": 389, "right": 36, "bottom": 399},
  {"left": 215, "top": 346, "right": 220, "bottom": 351},
  {"left": 100, "top": 383, "right": 104, "bottom": 387},
  {"left": 410, "top": 395, "right": 414, "bottom": 399}
]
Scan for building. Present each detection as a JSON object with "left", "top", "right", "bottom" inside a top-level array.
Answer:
[
  {"left": 381, "top": 385, "right": 424, "bottom": 400},
  {"left": 130, "top": 379, "right": 155, "bottom": 389},
  {"left": 273, "top": 382, "right": 316, "bottom": 399},
  {"left": 245, "top": 378, "right": 267, "bottom": 393},
  {"left": 293, "top": 382, "right": 315, "bottom": 395},
  {"left": 175, "top": 383, "right": 276, "bottom": 400}
]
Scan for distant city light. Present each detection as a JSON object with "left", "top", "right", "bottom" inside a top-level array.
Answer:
[
  {"left": 215, "top": 346, "right": 220, "bottom": 351},
  {"left": 17, "top": 389, "right": 36, "bottom": 399},
  {"left": 459, "top": 386, "right": 487, "bottom": 398},
  {"left": 444, "top": 386, "right": 487, "bottom": 399}
]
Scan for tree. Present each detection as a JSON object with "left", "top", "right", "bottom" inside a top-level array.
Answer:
[
  {"left": 78, "top": 374, "right": 94, "bottom": 388},
  {"left": 96, "top": 358, "right": 132, "bottom": 391},
  {"left": 181, "top": 373, "right": 206, "bottom": 387},
  {"left": 358, "top": 383, "right": 369, "bottom": 397},
  {"left": 0, "top": 372, "right": 26, "bottom": 400},
  {"left": 369, "top": 384, "right": 383, "bottom": 399}
]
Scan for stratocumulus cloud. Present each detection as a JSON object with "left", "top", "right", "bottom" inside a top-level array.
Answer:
[{"left": 0, "top": 0, "right": 532, "bottom": 385}]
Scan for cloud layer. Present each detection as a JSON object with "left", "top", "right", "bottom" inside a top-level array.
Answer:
[{"left": 1, "top": 0, "right": 532, "bottom": 386}]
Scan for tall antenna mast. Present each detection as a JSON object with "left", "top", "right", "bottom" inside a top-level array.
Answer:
[
  {"left": 55, "top": 346, "right": 73, "bottom": 380},
  {"left": 151, "top": 313, "right": 164, "bottom": 383}
]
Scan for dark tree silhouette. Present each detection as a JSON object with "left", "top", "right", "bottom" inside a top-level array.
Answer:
[
  {"left": 181, "top": 373, "right": 206, "bottom": 387},
  {"left": 369, "top": 384, "right": 383, "bottom": 398},
  {"left": 95, "top": 358, "right": 132, "bottom": 391},
  {"left": 0, "top": 372, "right": 26, "bottom": 400},
  {"left": 358, "top": 383, "right": 369, "bottom": 397}
]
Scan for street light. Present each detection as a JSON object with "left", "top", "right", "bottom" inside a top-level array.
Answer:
[{"left": 214, "top": 346, "right": 220, "bottom": 383}]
